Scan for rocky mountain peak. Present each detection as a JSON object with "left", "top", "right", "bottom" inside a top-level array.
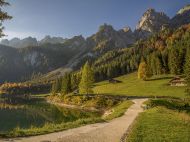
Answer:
[
  {"left": 177, "top": 4, "right": 190, "bottom": 15},
  {"left": 171, "top": 4, "right": 190, "bottom": 28},
  {"left": 98, "top": 24, "right": 114, "bottom": 32},
  {"left": 39, "top": 35, "right": 67, "bottom": 45},
  {"left": 1, "top": 37, "right": 38, "bottom": 48},
  {"left": 122, "top": 26, "right": 132, "bottom": 33},
  {"left": 136, "top": 8, "right": 170, "bottom": 33}
]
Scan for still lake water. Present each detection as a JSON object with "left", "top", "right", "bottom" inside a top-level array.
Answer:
[{"left": 0, "top": 101, "right": 100, "bottom": 132}]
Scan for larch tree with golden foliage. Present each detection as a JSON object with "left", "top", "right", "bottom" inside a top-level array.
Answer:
[
  {"left": 79, "top": 62, "right": 94, "bottom": 95},
  {"left": 138, "top": 60, "right": 147, "bottom": 80}
]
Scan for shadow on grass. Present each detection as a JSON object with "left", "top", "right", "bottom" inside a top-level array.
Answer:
[
  {"left": 146, "top": 76, "right": 173, "bottom": 81},
  {"left": 147, "top": 98, "right": 190, "bottom": 113}
]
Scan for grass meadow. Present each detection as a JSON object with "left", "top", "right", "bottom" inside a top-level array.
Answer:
[{"left": 93, "top": 72, "right": 188, "bottom": 98}]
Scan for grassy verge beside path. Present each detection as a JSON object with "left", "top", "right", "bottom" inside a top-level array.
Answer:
[{"left": 126, "top": 99, "right": 190, "bottom": 142}]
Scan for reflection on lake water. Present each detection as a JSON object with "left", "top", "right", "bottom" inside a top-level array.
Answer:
[{"left": 0, "top": 101, "right": 100, "bottom": 132}]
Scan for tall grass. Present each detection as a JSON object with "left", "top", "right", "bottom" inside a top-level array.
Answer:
[{"left": 1, "top": 117, "right": 103, "bottom": 138}]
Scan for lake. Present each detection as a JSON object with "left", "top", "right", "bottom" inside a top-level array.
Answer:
[{"left": 0, "top": 101, "right": 100, "bottom": 133}]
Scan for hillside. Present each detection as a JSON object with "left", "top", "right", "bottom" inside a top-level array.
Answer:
[
  {"left": 93, "top": 72, "right": 187, "bottom": 98},
  {"left": 0, "top": 5, "right": 190, "bottom": 83}
]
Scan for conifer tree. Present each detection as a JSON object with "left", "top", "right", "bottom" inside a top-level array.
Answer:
[
  {"left": 146, "top": 55, "right": 153, "bottom": 78},
  {"left": 79, "top": 62, "right": 94, "bottom": 95},
  {"left": 155, "top": 57, "right": 162, "bottom": 75},
  {"left": 51, "top": 79, "right": 59, "bottom": 95},
  {"left": 138, "top": 59, "right": 147, "bottom": 80},
  {"left": 51, "top": 78, "right": 63, "bottom": 95},
  {"left": 184, "top": 49, "right": 190, "bottom": 95},
  {"left": 168, "top": 48, "right": 180, "bottom": 75},
  {"left": 0, "top": 0, "right": 12, "bottom": 37},
  {"left": 61, "top": 73, "right": 71, "bottom": 95}
]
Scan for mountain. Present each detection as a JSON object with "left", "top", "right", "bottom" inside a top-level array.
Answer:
[
  {"left": 135, "top": 8, "right": 170, "bottom": 39},
  {"left": 86, "top": 24, "right": 135, "bottom": 53},
  {"left": 39, "top": 35, "right": 67, "bottom": 45},
  {"left": 0, "top": 45, "right": 27, "bottom": 82},
  {"left": 0, "top": 5, "right": 190, "bottom": 83},
  {"left": 0, "top": 35, "right": 86, "bottom": 83},
  {"left": 171, "top": 5, "right": 190, "bottom": 28},
  {"left": 1, "top": 37, "right": 38, "bottom": 48},
  {"left": 1, "top": 36, "right": 67, "bottom": 48}
]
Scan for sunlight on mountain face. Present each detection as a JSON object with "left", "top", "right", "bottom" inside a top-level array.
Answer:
[{"left": 0, "top": 1, "right": 190, "bottom": 141}]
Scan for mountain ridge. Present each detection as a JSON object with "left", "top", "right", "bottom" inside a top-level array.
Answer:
[{"left": 0, "top": 4, "right": 190, "bottom": 83}]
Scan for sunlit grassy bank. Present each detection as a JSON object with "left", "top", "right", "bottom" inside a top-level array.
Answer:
[
  {"left": 93, "top": 72, "right": 187, "bottom": 98},
  {"left": 126, "top": 99, "right": 190, "bottom": 142}
]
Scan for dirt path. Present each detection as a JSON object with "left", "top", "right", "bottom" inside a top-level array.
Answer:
[{"left": 1, "top": 99, "right": 147, "bottom": 142}]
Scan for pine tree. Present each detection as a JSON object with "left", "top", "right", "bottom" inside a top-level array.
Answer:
[
  {"left": 150, "top": 53, "right": 157, "bottom": 75},
  {"left": 0, "top": 0, "right": 12, "bottom": 37},
  {"left": 184, "top": 48, "right": 190, "bottom": 95},
  {"left": 79, "top": 62, "right": 94, "bottom": 95},
  {"left": 155, "top": 57, "right": 162, "bottom": 75},
  {"left": 51, "top": 79, "right": 59, "bottom": 95},
  {"left": 51, "top": 78, "right": 63, "bottom": 95},
  {"left": 61, "top": 73, "right": 71, "bottom": 95},
  {"left": 138, "top": 60, "right": 147, "bottom": 80},
  {"left": 168, "top": 48, "right": 180, "bottom": 75},
  {"left": 146, "top": 55, "right": 153, "bottom": 78}
]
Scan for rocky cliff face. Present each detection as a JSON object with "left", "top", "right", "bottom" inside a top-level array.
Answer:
[
  {"left": 86, "top": 24, "right": 135, "bottom": 53},
  {"left": 39, "top": 35, "right": 67, "bottom": 45},
  {"left": 0, "top": 5, "right": 190, "bottom": 82},
  {"left": 171, "top": 5, "right": 190, "bottom": 28},
  {"left": 136, "top": 8, "right": 170, "bottom": 33},
  {"left": 135, "top": 8, "right": 170, "bottom": 39}
]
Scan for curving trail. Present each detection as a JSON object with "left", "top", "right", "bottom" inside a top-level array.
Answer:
[{"left": 1, "top": 99, "right": 147, "bottom": 142}]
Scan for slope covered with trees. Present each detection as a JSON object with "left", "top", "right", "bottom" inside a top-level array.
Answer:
[{"left": 92, "top": 24, "right": 190, "bottom": 82}]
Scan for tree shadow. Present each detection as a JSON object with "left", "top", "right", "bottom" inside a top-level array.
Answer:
[{"left": 146, "top": 76, "right": 173, "bottom": 81}]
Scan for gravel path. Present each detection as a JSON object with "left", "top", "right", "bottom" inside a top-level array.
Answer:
[{"left": 1, "top": 99, "right": 147, "bottom": 142}]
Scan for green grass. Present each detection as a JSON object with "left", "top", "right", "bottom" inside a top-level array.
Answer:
[
  {"left": 145, "top": 98, "right": 190, "bottom": 114},
  {"left": 0, "top": 99, "right": 101, "bottom": 138},
  {"left": 31, "top": 93, "right": 50, "bottom": 98},
  {"left": 3, "top": 100, "right": 133, "bottom": 137},
  {"left": 126, "top": 107, "right": 190, "bottom": 142},
  {"left": 104, "top": 100, "right": 134, "bottom": 120},
  {"left": 93, "top": 72, "right": 188, "bottom": 98},
  {"left": 2, "top": 117, "right": 103, "bottom": 138}
]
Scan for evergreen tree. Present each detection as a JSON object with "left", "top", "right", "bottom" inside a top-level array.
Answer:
[
  {"left": 61, "top": 73, "right": 71, "bottom": 95},
  {"left": 146, "top": 55, "right": 153, "bottom": 78},
  {"left": 168, "top": 48, "right": 180, "bottom": 74},
  {"left": 150, "top": 53, "right": 157, "bottom": 75},
  {"left": 79, "top": 62, "right": 94, "bottom": 95},
  {"left": 51, "top": 79, "right": 59, "bottom": 95},
  {"left": 155, "top": 57, "right": 162, "bottom": 75},
  {"left": 0, "top": 0, "right": 12, "bottom": 37},
  {"left": 184, "top": 48, "right": 190, "bottom": 95}
]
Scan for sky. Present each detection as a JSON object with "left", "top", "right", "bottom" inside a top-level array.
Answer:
[{"left": 2, "top": 0, "right": 190, "bottom": 40}]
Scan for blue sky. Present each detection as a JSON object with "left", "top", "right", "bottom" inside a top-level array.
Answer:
[{"left": 2, "top": 0, "right": 190, "bottom": 40}]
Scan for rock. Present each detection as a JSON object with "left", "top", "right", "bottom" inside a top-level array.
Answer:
[
  {"left": 0, "top": 37, "right": 38, "bottom": 48},
  {"left": 135, "top": 8, "right": 170, "bottom": 39},
  {"left": 171, "top": 5, "right": 190, "bottom": 28},
  {"left": 39, "top": 35, "right": 67, "bottom": 45}
]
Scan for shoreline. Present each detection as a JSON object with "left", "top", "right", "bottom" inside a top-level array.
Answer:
[{"left": 46, "top": 100, "right": 103, "bottom": 112}]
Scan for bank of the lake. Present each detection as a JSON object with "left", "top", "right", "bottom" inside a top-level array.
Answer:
[{"left": 0, "top": 94, "right": 133, "bottom": 138}]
